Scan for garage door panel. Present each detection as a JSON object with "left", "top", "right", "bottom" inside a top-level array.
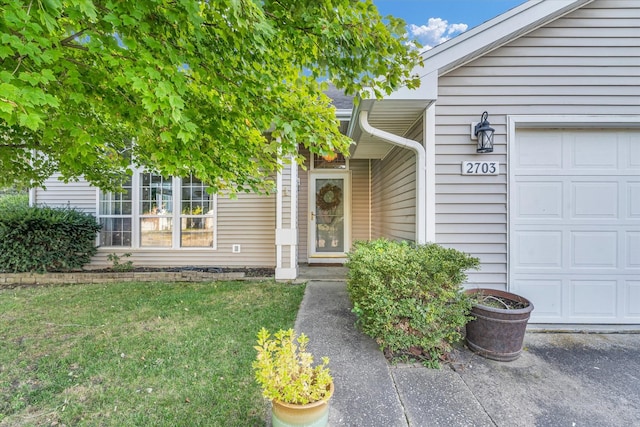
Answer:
[
  {"left": 627, "top": 232, "right": 640, "bottom": 268},
  {"left": 626, "top": 281, "right": 640, "bottom": 316},
  {"left": 629, "top": 135, "right": 640, "bottom": 168},
  {"left": 571, "top": 181, "right": 619, "bottom": 218},
  {"left": 511, "top": 128, "right": 639, "bottom": 325},
  {"left": 515, "top": 181, "right": 563, "bottom": 218},
  {"left": 570, "top": 280, "right": 617, "bottom": 318},
  {"left": 570, "top": 132, "right": 619, "bottom": 169},
  {"left": 514, "top": 279, "right": 562, "bottom": 319},
  {"left": 515, "top": 132, "right": 563, "bottom": 169},
  {"left": 515, "top": 231, "right": 563, "bottom": 268},
  {"left": 571, "top": 231, "right": 618, "bottom": 268},
  {"left": 629, "top": 182, "right": 640, "bottom": 217}
]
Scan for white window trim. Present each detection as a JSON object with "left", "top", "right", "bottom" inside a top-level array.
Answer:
[
  {"left": 309, "top": 152, "right": 350, "bottom": 171},
  {"left": 96, "top": 171, "right": 218, "bottom": 250}
]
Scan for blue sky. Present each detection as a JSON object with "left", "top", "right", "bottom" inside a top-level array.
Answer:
[{"left": 373, "top": 0, "right": 527, "bottom": 49}]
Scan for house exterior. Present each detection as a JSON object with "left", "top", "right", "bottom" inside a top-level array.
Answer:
[{"left": 32, "top": 0, "right": 639, "bottom": 327}]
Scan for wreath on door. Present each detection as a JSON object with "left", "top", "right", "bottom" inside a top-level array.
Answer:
[{"left": 317, "top": 183, "right": 342, "bottom": 211}]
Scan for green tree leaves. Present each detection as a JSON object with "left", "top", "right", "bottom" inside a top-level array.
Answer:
[{"left": 1, "top": 0, "right": 421, "bottom": 193}]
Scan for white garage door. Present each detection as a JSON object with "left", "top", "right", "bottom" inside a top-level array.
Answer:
[{"left": 511, "top": 128, "right": 640, "bottom": 324}]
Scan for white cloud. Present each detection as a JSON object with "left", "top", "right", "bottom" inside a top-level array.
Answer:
[
  {"left": 409, "top": 18, "right": 468, "bottom": 50},
  {"left": 448, "top": 23, "right": 468, "bottom": 35}
]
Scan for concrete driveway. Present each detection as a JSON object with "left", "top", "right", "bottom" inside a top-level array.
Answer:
[
  {"left": 393, "top": 333, "right": 640, "bottom": 427},
  {"left": 295, "top": 278, "right": 640, "bottom": 427}
]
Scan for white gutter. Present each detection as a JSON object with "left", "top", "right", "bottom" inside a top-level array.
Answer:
[{"left": 359, "top": 110, "right": 426, "bottom": 244}]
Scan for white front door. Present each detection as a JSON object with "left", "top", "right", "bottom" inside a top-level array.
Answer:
[
  {"left": 309, "top": 171, "right": 350, "bottom": 262},
  {"left": 510, "top": 128, "right": 640, "bottom": 324}
]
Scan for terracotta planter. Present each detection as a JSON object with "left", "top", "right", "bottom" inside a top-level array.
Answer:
[
  {"left": 465, "top": 289, "right": 534, "bottom": 362},
  {"left": 271, "top": 382, "right": 334, "bottom": 427}
]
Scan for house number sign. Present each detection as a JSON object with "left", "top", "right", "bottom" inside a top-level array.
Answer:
[{"left": 461, "top": 161, "right": 499, "bottom": 175}]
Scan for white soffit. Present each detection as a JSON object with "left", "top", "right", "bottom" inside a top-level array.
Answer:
[
  {"left": 348, "top": 72, "right": 436, "bottom": 159},
  {"left": 349, "top": 99, "right": 431, "bottom": 159}
]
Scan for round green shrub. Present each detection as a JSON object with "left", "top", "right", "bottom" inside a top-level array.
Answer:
[
  {"left": 0, "top": 205, "right": 101, "bottom": 272},
  {"left": 346, "top": 238, "right": 480, "bottom": 368}
]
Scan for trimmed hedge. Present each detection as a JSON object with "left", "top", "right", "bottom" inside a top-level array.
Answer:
[
  {"left": 346, "top": 239, "right": 480, "bottom": 368},
  {"left": 0, "top": 205, "right": 101, "bottom": 273}
]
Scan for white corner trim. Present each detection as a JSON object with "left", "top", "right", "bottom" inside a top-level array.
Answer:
[
  {"left": 425, "top": 104, "right": 436, "bottom": 243},
  {"left": 289, "top": 154, "right": 298, "bottom": 275},
  {"left": 275, "top": 228, "right": 298, "bottom": 246},
  {"left": 275, "top": 153, "right": 299, "bottom": 279},
  {"left": 275, "top": 267, "right": 298, "bottom": 281},
  {"left": 275, "top": 153, "right": 283, "bottom": 272},
  {"left": 28, "top": 187, "right": 36, "bottom": 207}
]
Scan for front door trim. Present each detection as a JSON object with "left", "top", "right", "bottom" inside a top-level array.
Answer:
[{"left": 308, "top": 170, "right": 351, "bottom": 263}]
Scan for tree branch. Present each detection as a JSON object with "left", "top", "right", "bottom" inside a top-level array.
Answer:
[
  {"left": 63, "top": 43, "right": 89, "bottom": 52},
  {"left": 60, "top": 28, "right": 89, "bottom": 46},
  {"left": 11, "top": 56, "right": 24, "bottom": 75},
  {"left": 0, "top": 142, "right": 38, "bottom": 149}
]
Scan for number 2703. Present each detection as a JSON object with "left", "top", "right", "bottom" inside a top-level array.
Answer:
[{"left": 462, "top": 161, "right": 499, "bottom": 175}]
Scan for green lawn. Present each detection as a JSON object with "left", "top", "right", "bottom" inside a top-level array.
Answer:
[{"left": 0, "top": 280, "right": 306, "bottom": 426}]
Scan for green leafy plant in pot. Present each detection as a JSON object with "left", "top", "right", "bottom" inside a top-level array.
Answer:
[{"left": 253, "top": 328, "right": 334, "bottom": 427}]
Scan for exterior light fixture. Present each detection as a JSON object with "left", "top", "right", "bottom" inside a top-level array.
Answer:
[
  {"left": 322, "top": 152, "right": 338, "bottom": 162},
  {"left": 472, "top": 111, "right": 495, "bottom": 153}
]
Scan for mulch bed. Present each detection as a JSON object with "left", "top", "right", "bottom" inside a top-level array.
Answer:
[
  {"left": 0, "top": 267, "right": 276, "bottom": 289},
  {"left": 81, "top": 266, "right": 275, "bottom": 278}
]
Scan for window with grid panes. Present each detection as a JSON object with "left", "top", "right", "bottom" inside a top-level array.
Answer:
[
  {"left": 180, "top": 176, "right": 215, "bottom": 247},
  {"left": 98, "top": 177, "right": 132, "bottom": 246},
  {"left": 98, "top": 174, "right": 216, "bottom": 248}
]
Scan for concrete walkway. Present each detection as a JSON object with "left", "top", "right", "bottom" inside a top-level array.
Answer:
[{"left": 294, "top": 268, "right": 640, "bottom": 427}]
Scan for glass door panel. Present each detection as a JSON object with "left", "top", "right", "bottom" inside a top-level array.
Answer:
[{"left": 310, "top": 174, "right": 348, "bottom": 258}]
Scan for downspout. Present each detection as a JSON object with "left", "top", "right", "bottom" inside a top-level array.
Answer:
[
  {"left": 368, "top": 158, "right": 372, "bottom": 241},
  {"left": 359, "top": 110, "right": 427, "bottom": 244}
]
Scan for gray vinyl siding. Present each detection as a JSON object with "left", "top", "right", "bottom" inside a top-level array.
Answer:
[
  {"left": 434, "top": 0, "right": 640, "bottom": 287},
  {"left": 371, "top": 149, "right": 416, "bottom": 241},
  {"left": 33, "top": 174, "right": 97, "bottom": 214},
  {"left": 371, "top": 118, "right": 422, "bottom": 242},
  {"left": 216, "top": 192, "right": 275, "bottom": 267},
  {"left": 350, "top": 159, "right": 370, "bottom": 243},
  {"left": 91, "top": 192, "right": 276, "bottom": 268}
]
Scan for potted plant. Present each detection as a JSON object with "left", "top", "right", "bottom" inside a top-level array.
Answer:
[
  {"left": 253, "top": 328, "right": 334, "bottom": 427},
  {"left": 465, "top": 288, "right": 534, "bottom": 362}
]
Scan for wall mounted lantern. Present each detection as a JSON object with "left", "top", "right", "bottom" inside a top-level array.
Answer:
[
  {"left": 322, "top": 152, "right": 338, "bottom": 162},
  {"left": 471, "top": 111, "right": 495, "bottom": 153}
]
